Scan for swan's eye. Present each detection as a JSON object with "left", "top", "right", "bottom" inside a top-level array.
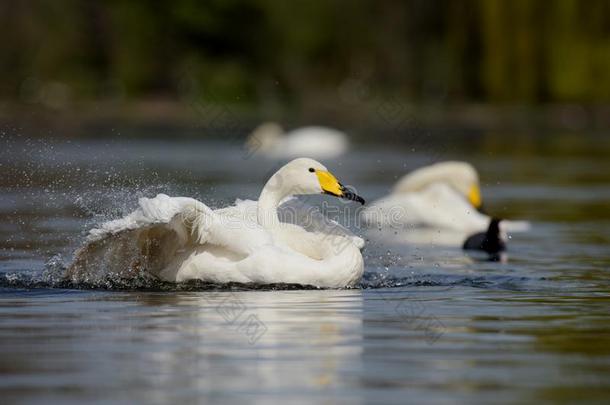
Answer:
[{"left": 308, "top": 168, "right": 315, "bottom": 173}]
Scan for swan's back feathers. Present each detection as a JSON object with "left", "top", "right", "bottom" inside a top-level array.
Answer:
[
  {"left": 393, "top": 161, "right": 478, "bottom": 195},
  {"left": 214, "top": 197, "right": 364, "bottom": 249},
  {"left": 363, "top": 183, "right": 489, "bottom": 233}
]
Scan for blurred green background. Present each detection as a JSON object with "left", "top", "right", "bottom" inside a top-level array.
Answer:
[{"left": 1, "top": 0, "right": 609, "bottom": 136}]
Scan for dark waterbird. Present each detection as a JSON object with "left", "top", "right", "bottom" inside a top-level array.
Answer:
[{"left": 463, "top": 218, "right": 506, "bottom": 261}]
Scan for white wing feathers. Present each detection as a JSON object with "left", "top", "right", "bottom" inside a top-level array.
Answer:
[
  {"left": 68, "top": 194, "right": 228, "bottom": 282},
  {"left": 87, "top": 194, "right": 215, "bottom": 245}
]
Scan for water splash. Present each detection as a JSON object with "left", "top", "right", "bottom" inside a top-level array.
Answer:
[{"left": 0, "top": 253, "right": 541, "bottom": 292}]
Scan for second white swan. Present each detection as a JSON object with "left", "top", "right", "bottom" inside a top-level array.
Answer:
[{"left": 361, "top": 161, "right": 530, "bottom": 245}]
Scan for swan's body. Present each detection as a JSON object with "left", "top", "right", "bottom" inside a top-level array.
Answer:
[
  {"left": 67, "top": 158, "right": 365, "bottom": 288},
  {"left": 361, "top": 162, "right": 529, "bottom": 245},
  {"left": 246, "top": 122, "right": 349, "bottom": 159}
]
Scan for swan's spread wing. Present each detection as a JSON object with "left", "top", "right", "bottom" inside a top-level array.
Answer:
[
  {"left": 277, "top": 198, "right": 365, "bottom": 249},
  {"left": 86, "top": 194, "right": 207, "bottom": 243},
  {"left": 67, "top": 194, "right": 213, "bottom": 281},
  {"left": 67, "top": 194, "right": 270, "bottom": 282}
]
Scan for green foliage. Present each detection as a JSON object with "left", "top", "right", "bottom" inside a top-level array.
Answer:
[{"left": 1, "top": 0, "right": 609, "bottom": 104}]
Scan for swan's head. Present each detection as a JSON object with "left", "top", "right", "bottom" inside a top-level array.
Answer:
[
  {"left": 393, "top": 161, "right": 482, "bottom": 209},
  {"left": 269, "top": 158, "right": 365, "bottom": 204},
  {"left": 246, "top": 122, "right": 283, "bottom": 153}
]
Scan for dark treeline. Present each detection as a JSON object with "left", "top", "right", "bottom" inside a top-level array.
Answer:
[{"left": 1, "top": 0, "right": 609, "bottom": 107}]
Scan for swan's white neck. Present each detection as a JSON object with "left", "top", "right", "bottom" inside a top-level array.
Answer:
[{"left": 257, "top": 173, "right": 287, "bottom": 229}]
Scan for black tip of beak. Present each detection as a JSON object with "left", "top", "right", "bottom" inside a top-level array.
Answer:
[{"left": 342, "top": 186, "right": 365, "bottom": 205}]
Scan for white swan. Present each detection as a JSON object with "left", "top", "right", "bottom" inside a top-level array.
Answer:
[
  {"left": 361, "top": 161, "right": 529, "bottom": 244},
  {"left": 66, "top": 158, "right": 366, "bottom": 288},
  {"left": 245, "top": 122, "right": 349, "bottom": 159}
]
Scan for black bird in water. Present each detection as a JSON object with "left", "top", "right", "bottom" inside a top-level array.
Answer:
[{"left": 463, "top": 218, "right": 506, "bottom": 261}]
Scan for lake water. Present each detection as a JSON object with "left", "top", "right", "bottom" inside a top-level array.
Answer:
[{"left": 1, "top": 135, "right": 609, "bottom": 404}]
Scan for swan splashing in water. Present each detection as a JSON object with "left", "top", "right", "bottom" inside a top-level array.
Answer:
[{"left": 66, "top": 158, "right": 366, "bottom": 288}]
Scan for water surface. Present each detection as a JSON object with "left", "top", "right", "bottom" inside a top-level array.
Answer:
[{"left": 1, "top": 136, "right": 609, "bottom": 404}]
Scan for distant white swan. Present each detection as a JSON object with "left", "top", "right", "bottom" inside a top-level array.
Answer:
[
  {"left": 67, "top": 158, "right": 365, "bottom": 288},
  {"left": 361, "top": 161, "right": 529, "bottom": 245},
  {"left": 245, "top": 122, "right": 349, "bottom": 159}
]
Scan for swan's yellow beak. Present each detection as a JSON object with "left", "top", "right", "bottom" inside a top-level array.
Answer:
[
  {"left": 468, "top": 184, "right": 482, "bottom": 208},
  {"left": 316, "top": 170, "right": 365, "bottom": 204}
]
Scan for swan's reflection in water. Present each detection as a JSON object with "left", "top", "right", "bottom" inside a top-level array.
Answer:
[{"left": 126, "top": 290, "right": 363, "bottom": 403}]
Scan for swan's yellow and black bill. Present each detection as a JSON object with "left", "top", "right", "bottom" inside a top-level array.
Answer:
[
  {"left": 316, "top": 170, "right": 365, "bottom": 205},
  {"left": 468, "top": 184, "right": 482, "bottom": 208}
]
